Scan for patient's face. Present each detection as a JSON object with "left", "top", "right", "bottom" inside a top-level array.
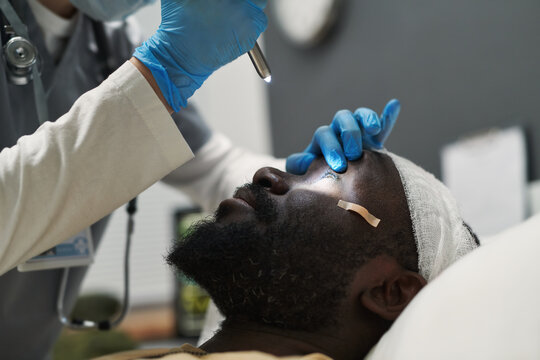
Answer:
[
  {"left": 216, "top": 153, "right": 391, "bottom": 230},
  {"left": 167, "top": 151, "right": 413, "bottom": 331}
]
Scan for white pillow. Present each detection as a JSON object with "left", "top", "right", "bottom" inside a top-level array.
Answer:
[{"left": 366, "top": 213, "right": 540, "bottom": 360}]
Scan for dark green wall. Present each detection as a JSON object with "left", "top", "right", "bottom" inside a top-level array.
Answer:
[{"left": 266, "top": 0, "right": 540, "bottom": 179}]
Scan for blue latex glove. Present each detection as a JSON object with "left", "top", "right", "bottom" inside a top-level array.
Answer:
[
  {"left": 133, "top": 0, "right": 268, "bottom": 112},
  {"left": 286, "top": 99, "right": 401, "bottom": 174}
]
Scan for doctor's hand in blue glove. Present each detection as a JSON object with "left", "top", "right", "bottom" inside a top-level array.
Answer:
[
  {"left": 286, "top": 99, "right": 401, "bottom": 175},
  {"left": 133, "top": 0, "right": 267, "bottom": 112}
]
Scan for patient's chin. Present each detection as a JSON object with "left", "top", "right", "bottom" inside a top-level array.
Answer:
[
  {"left": 166, "top": 209, "right": 357, "bottom": 332},
  {"left": 167, "top": 219, "right": 265, "bottom": 285}
]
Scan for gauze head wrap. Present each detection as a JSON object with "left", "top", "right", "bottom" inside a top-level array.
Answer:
[{"left": 384, "top": 151, "right": 479, "bottom": 282}]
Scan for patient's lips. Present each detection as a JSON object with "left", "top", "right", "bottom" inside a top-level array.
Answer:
[
  {"left": 216, "top": 187, "right": 256, "bottom": 219},
  {"left": 224, "top": 197, "right": 252, "bottom": 209},
  {"left": 217, "top": 184, "right": 277, "bottom": 223},
  {"left": 232, "top": 187, "right": 257, "bottom": 209}
]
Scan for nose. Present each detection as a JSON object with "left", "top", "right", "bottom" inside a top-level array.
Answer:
[{"left": 253, "top": 167, "right": 290, "bottom": 195}]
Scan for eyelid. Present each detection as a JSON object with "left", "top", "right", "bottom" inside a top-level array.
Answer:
[{"left": 321, "top": 170, "right": 339, "bottom": 180}]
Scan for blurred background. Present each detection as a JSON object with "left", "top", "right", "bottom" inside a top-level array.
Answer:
[{"left": 67, "top": 0, "right": 540, "bottom": 357}]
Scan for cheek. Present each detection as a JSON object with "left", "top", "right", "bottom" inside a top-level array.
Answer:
[
  {"left": 283, "top": 189, "right": 343, "bottom": 223},
  {"left": 285, "top": 189, "right": 331, "bottom": 208},
  {"left": 293, "top": 180, "right": 343, "bottom": 197},
  {"left": 282, "top": 189, "right": 378, "bottom": 235}
]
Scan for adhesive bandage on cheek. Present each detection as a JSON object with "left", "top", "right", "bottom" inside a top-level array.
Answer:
[{"left": 337, "top": 200, "right": 381, "bottom": 228}]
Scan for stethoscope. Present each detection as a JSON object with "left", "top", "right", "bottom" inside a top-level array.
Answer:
[
  {"left": 0, "top": 0, "right": 136, "bottom": 330},
  {"left": 1, "top": 16, "right": 36, "bottom": 85},
  {"left": 57, "top": 198, "right": 137, "bottom": 330},
  {"left": 0, "top": 0, "right": 48, "bottom": 124}
]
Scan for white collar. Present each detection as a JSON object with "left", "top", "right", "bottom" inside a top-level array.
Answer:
[{"left": 27, "top": 0, "right": 78, "bottom": 39}]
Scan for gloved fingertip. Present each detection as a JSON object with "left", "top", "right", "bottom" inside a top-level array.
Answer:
[
  {"left": 286, "top": 153, "right": 316, "bottom": 174},
  {"left": 388, "top": 98, "right": 401, "bottom": 106},
  {"left": 384, "top": 99, "right": 401, "bottom": 118},
  {"left": 326, "top": 148, "right": 346, "bottom": 167},
  {"left": 323, "top": 150, "right": 346, "bottom": 173},
  {"left": 331, "top": 161, "right": 348, "bottom": 173},
  {"left": 340, "top": 131, "right": 361, "bottom": 160},
  {"left": 285, "top": 164, "right": 302, "bottom": 175},
  {"left": 300, "top": 153, "right": 317, "bottom": 171}
]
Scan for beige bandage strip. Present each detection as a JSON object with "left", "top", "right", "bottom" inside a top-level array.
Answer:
[{"left": 337, "top": 200, "right": 381, "bottom": 228}]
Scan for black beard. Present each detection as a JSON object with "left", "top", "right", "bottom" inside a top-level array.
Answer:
[{"left": 166, "top": 186, "right": 364, "bottom": 331}]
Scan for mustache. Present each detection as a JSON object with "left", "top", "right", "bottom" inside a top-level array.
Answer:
[{"left": 217, "top": 183, "right": 278, "bottom": 223}]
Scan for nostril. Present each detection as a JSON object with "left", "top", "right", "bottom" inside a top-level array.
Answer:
[
  {"left": 253, "top": 167, "right": 274, "bottom": 188},
  {"left": 258, "top": 178, "right": 272, "bottom": 188},
  {"left": 253, "top": 167, "right": 290, "bottom": 195}
]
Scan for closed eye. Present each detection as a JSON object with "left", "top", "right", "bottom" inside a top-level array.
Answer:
[{"left": 320, "top": 170, "right": 339, "bottom": 181}]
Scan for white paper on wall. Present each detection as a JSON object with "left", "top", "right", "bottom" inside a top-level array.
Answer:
[{"left": 441, "top": 127, "right": 528, "bottom": 238}]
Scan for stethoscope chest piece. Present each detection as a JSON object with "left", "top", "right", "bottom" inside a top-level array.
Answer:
[{"left": 3, "top": 34, "right": 37, "bottom": 85}]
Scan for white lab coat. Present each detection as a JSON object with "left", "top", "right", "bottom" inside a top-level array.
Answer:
[
  {"left": 0, "top": 4, "right": 285, "bottom": 359},
  {"left": 0, "top": 61, "right": 193, "bottom": 275}
]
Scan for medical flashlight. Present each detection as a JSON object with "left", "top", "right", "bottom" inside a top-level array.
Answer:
[{"left": 248, "top": 42, "right": 272, "bottom": 83}]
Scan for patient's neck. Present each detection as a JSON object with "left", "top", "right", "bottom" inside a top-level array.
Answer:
[{"left": 199, "top": 320, "right": 367, "bottom": 360}]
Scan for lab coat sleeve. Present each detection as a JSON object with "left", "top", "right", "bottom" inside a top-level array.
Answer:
[
  {"left": 162, "top": 133, "right": 286, "bottom": 212},
  {"left": 0, "top": 61, "right": 193, "bottom": 275}
]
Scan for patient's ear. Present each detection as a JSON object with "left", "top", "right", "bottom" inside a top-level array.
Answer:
[{"left": 358, "top": 257, "right": 427, "bottom": 321}]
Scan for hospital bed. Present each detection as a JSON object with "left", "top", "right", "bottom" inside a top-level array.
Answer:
[{"left": 367, "top": 212, "right": 540, "bottom": 359}]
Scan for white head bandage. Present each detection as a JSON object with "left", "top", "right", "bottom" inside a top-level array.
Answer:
[{"left": 385, "top": 151, "right": 478, "bottom": 282}]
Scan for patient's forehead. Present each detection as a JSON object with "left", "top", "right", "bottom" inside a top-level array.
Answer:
[{"left": 305, "top": 151, "right": 400, "bottom": 192}]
